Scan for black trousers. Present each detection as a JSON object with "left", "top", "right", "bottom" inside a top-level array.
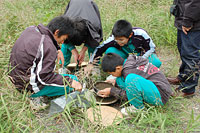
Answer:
[{"left": 177, "top": 30, "right": 200, "bottom": 93}]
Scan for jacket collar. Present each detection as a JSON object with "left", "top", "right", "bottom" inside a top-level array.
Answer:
[{"left": 37, "top": 24, "right": 58, "bottom": 47}]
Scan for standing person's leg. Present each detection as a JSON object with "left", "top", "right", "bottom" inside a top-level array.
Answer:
[
  {"left": 177, "top": 30, "right": 187, "bottom": 82},
  {"left": 177, "top": 30, "right": 200, "bottom": 94},
  {"left": 31, "top": 74, "right": 78, "bottom": 97},
  {"left": 167, "top": 30, "right": 186, "bottom": 84}
]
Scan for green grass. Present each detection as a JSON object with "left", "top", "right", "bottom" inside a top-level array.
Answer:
[{"left": 0, "top": 0, "right": 200, "bottom": 132}]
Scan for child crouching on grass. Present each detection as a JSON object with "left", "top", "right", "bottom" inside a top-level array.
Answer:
[{"left": 97, "top": 53, "right": 173, "bottom": 115}]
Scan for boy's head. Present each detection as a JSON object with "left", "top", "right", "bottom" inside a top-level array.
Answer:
[
  {"left": 67, "top": 18, "right": 88, "bottom": 46},
  {"left": 101, "top": 53, "right": 124, "bottom": 77},
  {"left": 47, "top": 16, "right": 74, "bottom": 44},
  {"left": 112, "top": 20, "right": 133, "bottom": 46}
]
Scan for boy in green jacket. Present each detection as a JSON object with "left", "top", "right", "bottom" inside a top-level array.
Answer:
[{"left": 98, "top": 53, "right": 173, "bottom": 115}]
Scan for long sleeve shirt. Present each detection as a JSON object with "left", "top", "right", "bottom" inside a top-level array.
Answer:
[{"left": 90, "top": 27, "right": 156, "bottom": 62}]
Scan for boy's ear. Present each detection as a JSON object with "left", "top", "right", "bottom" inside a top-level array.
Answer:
[
  {"left": 129, "top": 32, "right": 133, "bottom": 38},
  {"left": 54, "top": 29, "right": 60, "bottom": 36}
]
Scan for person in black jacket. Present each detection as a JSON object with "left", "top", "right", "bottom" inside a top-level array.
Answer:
[
  {"left": 168, "top": 0, "right": 200, "bottom": 97},
  {"left": 60, "top": 0, "right": 103, "bottom": 68}
]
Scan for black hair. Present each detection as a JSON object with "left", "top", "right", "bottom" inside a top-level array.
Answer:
[
  {"left": 101, "top": 53, "right": 124, "bottom": 72},
  {"left": 67, "top": 18, "right": 88, "bottom": 46},
  {"left": 112, "top": 19, "right": 132, "bottom": 38},
  {"left": 47, "top": 16, "right": 74, "bottom": 38}
]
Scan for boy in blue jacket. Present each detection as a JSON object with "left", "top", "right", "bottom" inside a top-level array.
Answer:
[
  {"left": 98, "top": 53, "right": 173, "bottom": 115},
  {"left": 90, "top": 19, "right": 161, "bottom": 68}
]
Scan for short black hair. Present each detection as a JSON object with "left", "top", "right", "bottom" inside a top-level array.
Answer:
[
  {"left": 47, "top": 16, "right": 74, "bottom": 38},
  {"left": 112, "top": 19, "right": 132, "bottom": 38},
  {"left": 101, "top": 53, "right": 124, "bottom": 72},
  {"left": 67, "top": 18, "right": 88, "bottom": 46}
]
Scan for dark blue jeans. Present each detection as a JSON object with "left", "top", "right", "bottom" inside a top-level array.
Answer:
[{"left": 177, "top": 30, "right": 200, "bottom": 93}]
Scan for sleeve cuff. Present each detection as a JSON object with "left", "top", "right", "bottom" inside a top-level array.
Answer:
[
  {"left": 182, "top": 18, "right": 193, "bottom": 28},
  {"left": 110, "top": 87, "right": 128, "bottom": 101},
  {"left": 69, "top": 46, "right": 76, "bottom": 51},
  {"left": 68, "top": 43, "right": 76, "bottom": 51},
  {"left": 110, "top": 87, "right": 117, "bottom": 96}
]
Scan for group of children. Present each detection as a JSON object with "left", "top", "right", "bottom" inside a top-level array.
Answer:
[{"left": 9, "top": 0, "right": 174, "bottom": 114}]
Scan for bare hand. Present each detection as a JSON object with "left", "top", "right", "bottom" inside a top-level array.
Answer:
[
  {"left": 182, "top": 26, "right": 192, "bottom": 35},
  {"left": 71, "top": 80, "right": 82, "bottom": 92},
  {"left": 78, "top": 46, "right": 87, "bottom": 65},
  {"left": 97, "top": 88, "right": 111, "bottom": 97},
  {"left": 71, "top": 49, "right": 79, "bottom": 64},
  {"left": 57, "top": 50, "right": 64, "bottom": 67},
  {"left": 92, "top": 56, "right": 101, "bottom": 66}
]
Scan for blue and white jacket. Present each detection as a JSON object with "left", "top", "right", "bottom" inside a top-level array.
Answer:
[{"left": 90, "top": 27, "right": 156, "bottom": 62}]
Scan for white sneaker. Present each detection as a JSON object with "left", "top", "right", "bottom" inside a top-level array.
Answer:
[
  {"left": 121, "top": 106, "right": 141, "bottom": 115},
  {"left": 30, "top": 97, "right": 48, "bottom": 110}
]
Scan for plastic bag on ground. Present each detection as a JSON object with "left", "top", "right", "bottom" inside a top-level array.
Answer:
[{"left": 48, "top": 89, "right": 95, "bottom": 116}]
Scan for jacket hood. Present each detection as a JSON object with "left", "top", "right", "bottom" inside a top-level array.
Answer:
[{"left": 123, "top": 55, "right": 149, "bottom": 70}]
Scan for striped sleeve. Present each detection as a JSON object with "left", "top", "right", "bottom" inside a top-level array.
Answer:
[
  {"left": 30, "top": 36, "right": 72, "bottom": 93},
  {"left": 133, "top": 29, "right": 155, "bottom": 59},
  {"left": 89, "top": 35, "right": 116, "bottom": 62}
]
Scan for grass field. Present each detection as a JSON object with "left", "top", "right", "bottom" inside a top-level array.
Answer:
[{"left": 0, "top": 0, "right": 200, "bottom": 132}]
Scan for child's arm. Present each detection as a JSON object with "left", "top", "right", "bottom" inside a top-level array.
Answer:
[
  {"left": 71, "top": 48, "right": 79, "bottom": 64},
  {"left": 78, "top": 45, "right": 88, "bottom": 65},
  {"left": 141, "top": 30, "right": 155, "bottom": 59},
  {"left": 89, "top": 35, "right": 117, "bottom": 63},
  {"left": 57, "top": 50, "right": 64, "bottom": 67},
  {"left": 133, "top": 29, "right": 156, "bottom": 58},
  {"left": 97, "top": 87, "right": 127, "bottom": 101},
  {"left": 110, "top": 87, "right": 128, "bottom": 101}
]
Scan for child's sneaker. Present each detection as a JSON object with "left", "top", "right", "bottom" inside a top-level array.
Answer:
[
  {"left": 121, "top": 106, "right": 140, "bottom": 115},
  {"left": 30, "top": 97, "right": 48, "bottom": 110}
]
